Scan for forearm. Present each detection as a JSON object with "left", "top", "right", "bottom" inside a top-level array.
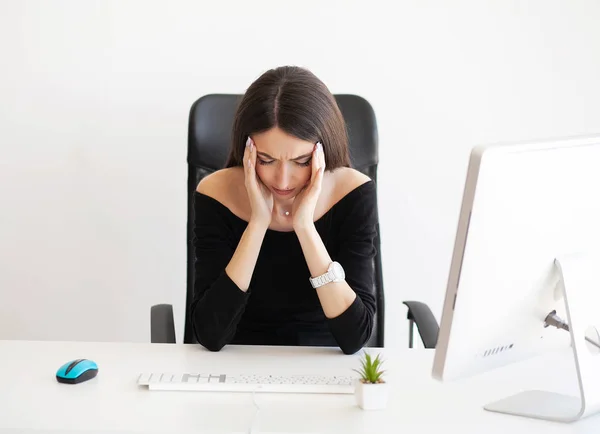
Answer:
[
  {"left": 295, "top": 223, "right": 356, "bottom": 318},
  {"left": 191, "top": 271, "right": 248, "bottom": 351},
  {"left": 192, "top": 220, "right": 267, "bottom": 351},
  {"left": 225, "top": 220, "right": 268, "bottom": 291}
]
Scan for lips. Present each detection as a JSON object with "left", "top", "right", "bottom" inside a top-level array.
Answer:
[{"left": 272, "top": 187, "right": 294, "bottom": 196}]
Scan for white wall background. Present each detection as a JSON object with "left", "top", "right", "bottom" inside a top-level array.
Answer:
[{"left": 2, "top": 0, "right": 600, "bottom": 349}]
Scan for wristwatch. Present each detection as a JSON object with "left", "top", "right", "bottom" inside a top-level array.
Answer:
[{"left": 309, "top": 261, "right": 345, "bottom": 288}]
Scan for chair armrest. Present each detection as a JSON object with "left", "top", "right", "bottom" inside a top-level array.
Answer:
[
  {"left": 150, "top": 304, "right": 176, "bottom": 344},
  {"left": 402, "top": 301, "right": 439, "bottom": 349}
]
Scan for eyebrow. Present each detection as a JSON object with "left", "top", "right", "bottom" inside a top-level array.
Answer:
[{"left": 257, "top": 151, "right": 313, "bottom": 161}]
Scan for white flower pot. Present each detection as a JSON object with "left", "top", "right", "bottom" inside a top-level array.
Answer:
[{"left": 354, "top": 380, "right": 390, "bottom": 410}]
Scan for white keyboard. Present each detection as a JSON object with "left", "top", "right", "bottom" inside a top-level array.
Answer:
[{"left": 137, "top": 372, "right": 355, "bottom": 394}]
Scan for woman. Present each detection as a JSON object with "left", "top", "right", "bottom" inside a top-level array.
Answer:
[{"left": 191, "top": 66, "right": 378, "bottom": 354}]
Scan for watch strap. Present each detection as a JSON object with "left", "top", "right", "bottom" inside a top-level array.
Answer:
[{"left": 310, "top": 270, "right": 333, "bottom": 288}]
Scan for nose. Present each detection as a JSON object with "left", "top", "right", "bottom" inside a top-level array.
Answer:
[{"left": 274, "top": 163, "right": 290, "bottom": 189}]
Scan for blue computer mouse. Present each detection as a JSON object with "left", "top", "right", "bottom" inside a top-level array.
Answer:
[{"left": 56, "top": 359, "right": 98, "bottom": 384}]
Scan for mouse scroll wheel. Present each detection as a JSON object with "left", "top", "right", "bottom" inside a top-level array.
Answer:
[{"left": 65, "top": 359, "right": 84, "bottom": 375}]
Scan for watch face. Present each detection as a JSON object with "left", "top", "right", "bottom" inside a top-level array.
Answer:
[{"left": 331, "top": 262, "right": 345, "bottom": 280}]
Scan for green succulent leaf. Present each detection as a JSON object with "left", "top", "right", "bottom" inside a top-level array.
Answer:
[{"left": 354, "top": 351, "right": 386, "bottom": 384}]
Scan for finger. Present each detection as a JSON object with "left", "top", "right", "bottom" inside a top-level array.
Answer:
[
  {"left": 313, "top": 166, "right": 325, "bottom": 191},
  {"left": 243, "top": 137, "right": 250, "bottom": 165},
  {"left": 311, "top": 142, "right": 321, "bottom": 180},
  {"left": 257, "top": 176, "right": 272, "bottom": 197},
  {"left": 248, "top": 137, "right": 256, "bottom": 174},
  {"left": 243, "top": 137, "right": 250, "bottom": 168},
  {"left": 311, "top": 142, "right": 325, "bottom": 186},
  {"left": 244, "top": 137, "right": 256, "bottom": 185},
  {"left": 304, "top": 167, "right": 324, "bottom": 203}
]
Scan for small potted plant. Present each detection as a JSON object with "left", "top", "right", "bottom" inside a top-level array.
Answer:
[{"left": 353, "top": 351, "right": 389, "bottom": 410}]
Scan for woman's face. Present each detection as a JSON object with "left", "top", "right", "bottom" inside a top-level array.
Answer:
[{"left": 251, "top": 127, "right": 316, "bottom": 200}]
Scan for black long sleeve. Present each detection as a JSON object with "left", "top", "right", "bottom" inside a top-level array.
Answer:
[
  {"left": 189, "top": 194, "right": 250, "bottom": 351},
  {"left": 190, "top": 180, "right": 378, "bottom": 353},
  {"left": 326, "top": 183, "right": 377, "bottom": 354}
]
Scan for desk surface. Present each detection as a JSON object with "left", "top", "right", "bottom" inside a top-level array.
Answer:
[{"left": 0, "top": 340, "right": 598, "bottom": 433}]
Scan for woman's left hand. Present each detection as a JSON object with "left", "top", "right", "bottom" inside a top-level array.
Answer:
[{"left": 292, "top": 142, "right": 325, "bottom": 231}]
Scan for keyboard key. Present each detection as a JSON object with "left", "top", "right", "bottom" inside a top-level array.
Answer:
[{"left": 137, "top": 372, "right": 355, "bottom": 394}]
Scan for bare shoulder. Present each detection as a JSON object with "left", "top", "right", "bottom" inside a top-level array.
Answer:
[
  {"left": 196, "top": 167, "right": 240, "bottom": 196},
  {"left": 196, "top": 167, "right": 249, "bottom": 216},
  {"left": 328, "top": 167, "right": 372, "bottom": 202}
]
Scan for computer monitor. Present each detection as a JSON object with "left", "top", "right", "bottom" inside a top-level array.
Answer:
[{"left": 432, "top": 134, "right": 600, "bottom": 422}]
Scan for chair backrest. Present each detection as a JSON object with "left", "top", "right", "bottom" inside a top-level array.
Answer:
[{"left": 185, "top": 94, "right": 385, "bottom": 347}]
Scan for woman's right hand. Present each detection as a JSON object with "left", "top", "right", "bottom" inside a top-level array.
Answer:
[{"left": 244, "top": 137, "right": 273, "bottom": 228}]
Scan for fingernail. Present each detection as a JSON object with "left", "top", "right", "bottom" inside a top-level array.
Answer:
[
  {"left": 317, "top": 141, "right": 322, "bottom": 151},
  {"left": 246, "top": 137, "right": 252, "bottom": 148}
]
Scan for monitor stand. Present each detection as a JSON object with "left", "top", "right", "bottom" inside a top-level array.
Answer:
[{"left": 484, "top": 253, "right": 600, "bottom": 423}]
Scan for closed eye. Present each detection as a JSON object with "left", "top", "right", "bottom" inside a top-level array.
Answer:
[{"left": 258, "top": 158, "right": 311, "bottom": 167}]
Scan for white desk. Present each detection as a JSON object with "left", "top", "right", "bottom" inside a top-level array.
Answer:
[{"left": 0, "top": 340, "right": 598, "bottom": 433}]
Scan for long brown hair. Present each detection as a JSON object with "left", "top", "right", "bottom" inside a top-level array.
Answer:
[{"left": 225, "top": 66, "right": 350, "bottom": 170}]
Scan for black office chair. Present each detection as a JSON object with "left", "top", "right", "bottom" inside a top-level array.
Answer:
[{"left": 150, "top": 94, "right": 439, "bottom": 349}]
